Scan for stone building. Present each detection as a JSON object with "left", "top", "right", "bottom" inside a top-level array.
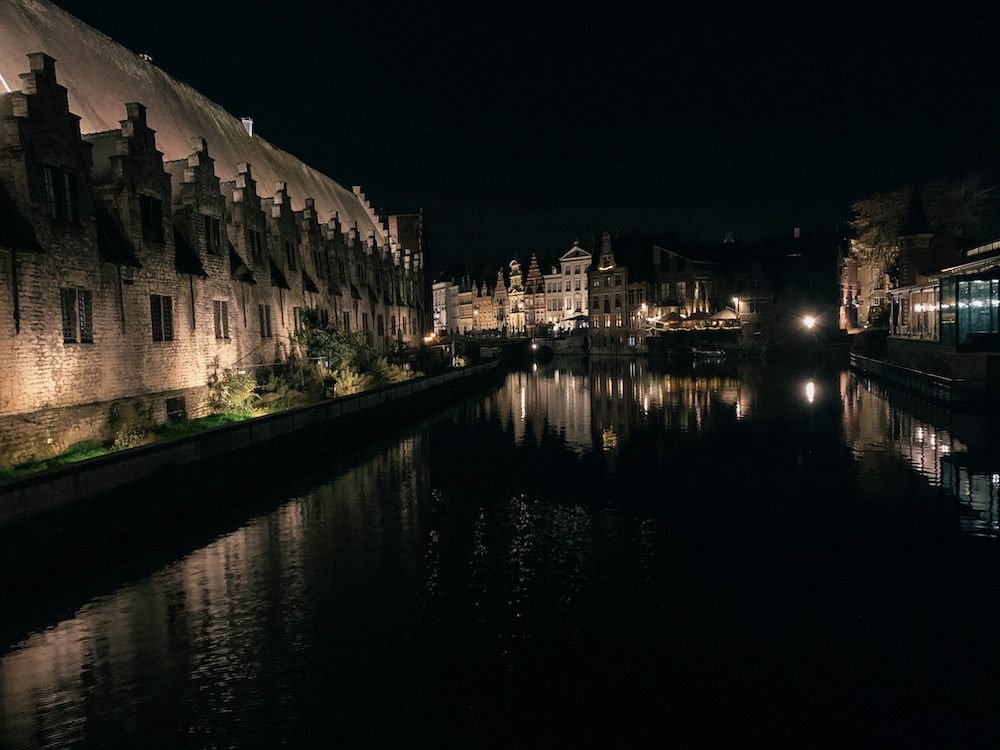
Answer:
[
  {"left": 588, "top": 232, "right": 632, "bottom": 354},
  {"left": 0, "top": 54, "right": 426, "bottom": 464}
]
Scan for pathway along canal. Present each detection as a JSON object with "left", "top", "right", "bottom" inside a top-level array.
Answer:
[{"left": 1, "top": 357, "right": 998, "bottom": 748}]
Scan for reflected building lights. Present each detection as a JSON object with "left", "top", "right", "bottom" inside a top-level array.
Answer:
[{"left": 842, "top": 371, "right": 997, "bottom": 537}]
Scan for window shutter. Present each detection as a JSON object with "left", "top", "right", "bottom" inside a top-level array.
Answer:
[
  {"left": 61, "top": 288, "right": 77, "bottom": 342},
  {"left": 150, "top": 294, "right": 162, "bottom": 341},
  {"left": 162, "top": 296, "right": 173, "bottom": 340},
  {"left": 79, "top": 290, "right": 93, "bottom": 343}
]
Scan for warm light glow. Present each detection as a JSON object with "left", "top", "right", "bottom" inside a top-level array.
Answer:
[
  {"left": 805, "top": 380, "right": 815, "bottom": 404},
  {"left": 803, "top": 316, "right": 816, "bottom": 328}
]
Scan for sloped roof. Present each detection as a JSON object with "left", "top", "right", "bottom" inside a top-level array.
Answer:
[{"left": 0, "top": 0, "right": 387, "bottom": 244}]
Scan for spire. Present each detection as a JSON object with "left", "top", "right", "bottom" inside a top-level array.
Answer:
[
  {"left": 598, "top": 231, "right": 616, "bottom": 270},
  {"left": 899, "top": 182, "right": 932, "bottom": 236}
]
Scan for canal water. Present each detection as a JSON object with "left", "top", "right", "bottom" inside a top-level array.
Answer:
[{"left": 1, "top": 358, "right": 998, "bottom": 748}]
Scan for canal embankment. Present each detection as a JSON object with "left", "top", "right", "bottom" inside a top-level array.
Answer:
[{"left": 0, "top": 360, "right": 504, "bottom": 583}]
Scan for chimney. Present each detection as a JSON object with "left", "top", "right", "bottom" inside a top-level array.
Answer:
[{"left": 241, "top": 117, "right": 254, "bottom": 137}]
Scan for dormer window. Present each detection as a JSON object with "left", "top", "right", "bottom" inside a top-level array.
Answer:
[
  {"left": 204, "top": 216, "right": 222, "bottom": 255},
  {"left": 248, "top": 229, "right": 264, "bottom": 260},
  {"left": 43, "top": 165, "right": 77, "bottom": 223}
]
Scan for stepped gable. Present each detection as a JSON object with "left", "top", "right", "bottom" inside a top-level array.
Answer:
[{"left": 0, "top": 0, "right": 386, "bottom": 245}]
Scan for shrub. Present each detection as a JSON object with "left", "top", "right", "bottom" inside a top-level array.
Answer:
[
  {"left": 333, "top": 366, "right": 370, "bottom": 396},
  {"left": 108, "top": 399, "right": 154, "bottom": 451},
  {"left": 209, "top": 371, "right": 259, "bottom": 415}
]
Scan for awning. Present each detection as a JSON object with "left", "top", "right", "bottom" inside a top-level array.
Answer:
[
  {"left": 229, "top": 242, "right": 255, "bottom": 284},
  {"left": 95, "top": 204, "right": 140, "bottom": 266},
  {"left": 710, "top": 306, "right": 738, "bottom": 320},
  {"left": 302, "top": 270, "right": 319, "bottom": 293},
  {"left": 0, "top": 184, "right": 41, "bottom": 252},
  {"left": 270, "top": 258, "right": 290, "bottom": 289},
  {"left": 174, "top": 225, "right": 207, "bottom": 277}
]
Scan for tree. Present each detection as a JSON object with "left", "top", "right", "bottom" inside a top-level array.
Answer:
[{"left": 849, "top": 174, "right": 997, "bottom": 270}]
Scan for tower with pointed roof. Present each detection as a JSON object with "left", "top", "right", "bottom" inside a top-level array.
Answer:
[{"left": 897, "top": 183, "right": 935, "bottom": 287}]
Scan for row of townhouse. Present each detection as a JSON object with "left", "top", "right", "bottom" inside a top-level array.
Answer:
[
  {"left": 0, "top": 54, "right": 427, "bottom": 465},
  {"left": 588, "top": 229, "right": 844, "bottom": 354},
  {"left": 432, "top": 244, "right": 594, "bottom": 337}
]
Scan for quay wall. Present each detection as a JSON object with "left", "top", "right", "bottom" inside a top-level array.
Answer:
[
  {"left": 886, "top": 338, "right": 1000, "bottom": 397},
  {"left": 0, "top": 361, "right": 503, "bottom": 582}
]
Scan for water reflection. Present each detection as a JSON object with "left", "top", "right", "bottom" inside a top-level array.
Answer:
[
  {"left": 2, "top": 361, "right": 998, "bottom": 747},
  {"left": 843, "top": 371, "right": 1000, "bottom": 537},
  {"left": 1, "top": 438, "right": 430, "bottom": 749}
]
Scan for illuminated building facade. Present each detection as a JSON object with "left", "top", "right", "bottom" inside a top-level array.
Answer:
[
  {"left": 588, "top": 232, "right": 634, "bottom": 353},
  {"left": 0, "top": 54, "right": 427, "bottom": 464}
]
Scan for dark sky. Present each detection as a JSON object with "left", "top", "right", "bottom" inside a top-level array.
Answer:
[{"left": 51, "top": 1, "right": 1000, "bottom": 273}]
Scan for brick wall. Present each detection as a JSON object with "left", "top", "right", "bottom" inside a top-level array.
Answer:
[{"left": 0, "top": 55, "right": 428, "bottom": 466}]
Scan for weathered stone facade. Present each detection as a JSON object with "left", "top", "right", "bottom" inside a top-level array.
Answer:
[{"left": 0, "top": 54, "right": 426, "bottom": 465}]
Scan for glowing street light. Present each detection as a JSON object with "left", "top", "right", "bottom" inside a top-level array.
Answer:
[{"left": 803, "top": 315, "right": 816, "bottom": 329}]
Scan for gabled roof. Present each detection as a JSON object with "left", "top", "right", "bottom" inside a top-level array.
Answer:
[{"left": 559, "top": 245, "right": 592, "bottom": 262}]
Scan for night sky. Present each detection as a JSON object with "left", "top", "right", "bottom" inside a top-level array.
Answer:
[{"left": 50, "top": 2, "right": 1000, "bottom": 273}]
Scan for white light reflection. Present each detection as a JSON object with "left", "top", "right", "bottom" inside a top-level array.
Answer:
[{"left": 805, "top": 381, "right": 815, "bottom": 404}]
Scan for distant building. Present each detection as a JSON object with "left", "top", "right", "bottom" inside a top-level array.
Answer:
[
  {"left": 557, "top": 243, "right": 592, "bottom": 328},
  {"left": 588, "top": 232, "right": 631, "bottom": 353}
]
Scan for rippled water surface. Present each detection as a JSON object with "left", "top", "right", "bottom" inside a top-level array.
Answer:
[{"left": 2, "top": 358, "right": 998, "bottom": 747}]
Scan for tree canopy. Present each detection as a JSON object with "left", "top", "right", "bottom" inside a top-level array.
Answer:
[{"left": 849, "top": 175, "right": 997, "bottom": 268}]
